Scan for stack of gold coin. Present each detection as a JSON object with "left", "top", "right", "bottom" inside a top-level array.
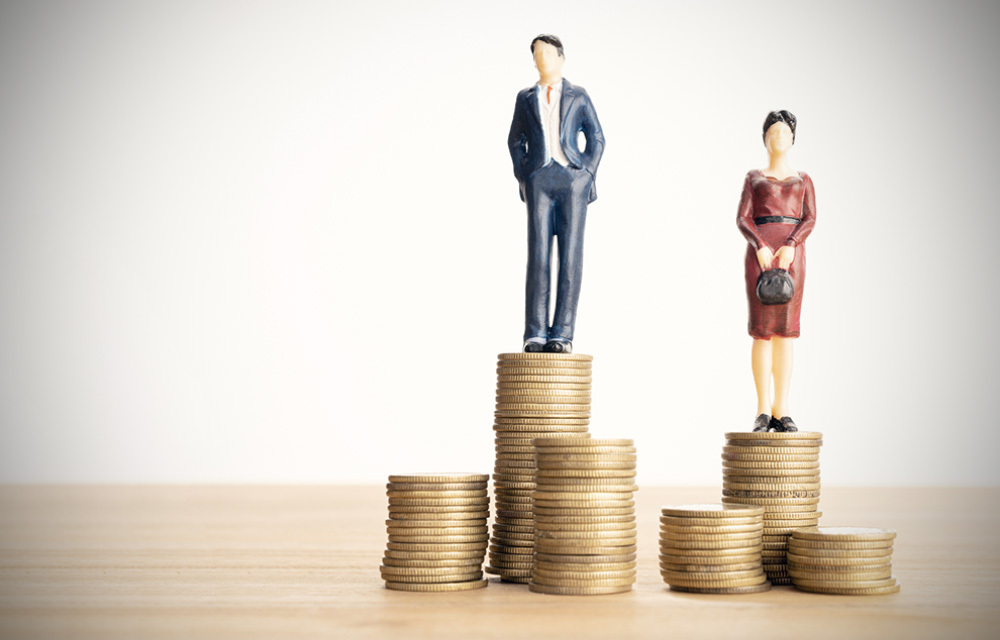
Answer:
[
  {"left": 788, "top": 527, "right": 900, "bottom": 595},
  {"left": 381, "top": 473, "right": 490, "bottom": 592},
  {"left": 487, "top": 353, "right": 593, "bottom": 584},
  {"left": 528, "top": 438, "right": 637, "bottom": 596},
  {"left": 658, "top": 503, "right": 771, "bottom": 594},
  {"left": 721, "top": 431, "right": 823, "bottom": 585}
]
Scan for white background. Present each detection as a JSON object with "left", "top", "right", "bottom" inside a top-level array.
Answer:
[{"left": 1, "top": 0, "right": 997, "bottom": 486}]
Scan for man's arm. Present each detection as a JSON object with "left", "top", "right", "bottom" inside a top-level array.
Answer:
[
  {"left": 579, "top": 90, "right": 605, "bottom": 177},
  {"left": 507, "top": 93, "right": 528, "bottom": 184}
]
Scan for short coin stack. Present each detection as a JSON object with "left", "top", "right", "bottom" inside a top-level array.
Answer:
[
  {"left": 381, "top": 473, "right": 490, "bottom": 592},
  {"left": 721, "top": 431, "right": 823, "bottom": 585},
  {"left": 788, "top": 527, "right": 900, "bottom": 595},
  {"left": 528, "top": 438, "right": 637, "bottom": 596},
  {"left": 487, "top": 353, "right": 593, "bottom": 583},
  {"left": 659, "top": 503, "right": 771, "bottom": 594}
]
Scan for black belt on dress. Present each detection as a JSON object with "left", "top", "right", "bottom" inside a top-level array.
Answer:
[{"left": 755, "top": 216, "right": 801, "bottom": 225}]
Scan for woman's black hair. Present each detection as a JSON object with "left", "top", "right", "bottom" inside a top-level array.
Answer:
[
  {"left": 763, "top": 110, "right": 797, "bottom": 144},
  {"left": 531, "top": 34, "right": 564, "bottom": 58}
]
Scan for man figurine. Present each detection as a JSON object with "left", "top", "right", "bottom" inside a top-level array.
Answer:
[{"left": 508, "top": 34, "right": 605, "bottom": 354}]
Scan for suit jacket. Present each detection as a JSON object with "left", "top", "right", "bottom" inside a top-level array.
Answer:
[{"left": 507, "top": 79, "right": 605, "bottom": 203}]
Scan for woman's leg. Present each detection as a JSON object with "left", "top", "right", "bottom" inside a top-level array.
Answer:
[
  {"left": 751, "top": 338, "right": 773, "bottom": 417},
  {"left": 771, "top": 337, "right": 794, "bottom": 418}
]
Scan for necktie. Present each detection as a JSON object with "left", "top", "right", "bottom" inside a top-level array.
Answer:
[{"left": 547, "top": 85, "right": 553, "bottom": 104}]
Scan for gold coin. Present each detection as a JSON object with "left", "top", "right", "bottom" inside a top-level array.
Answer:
[
  {"left": 723, "top": 481, "right": 821, "bottom": 490},
  {"left": 388, "top": 473, "right": 489, "bottom": 484},
  {"left": 494, "top": 425, "right": 589, "bottom": 433},
  {"left": 493, "top": 515, "right": 535, "bottom": 525},
  {"left": 534, "top": 559, "right": 636, "bottom": 570},
  {"left": 660, "top": 544, "right": 763, "bottom": 556},
  {"left": 722, "top": 459, "right": 820, "bottom": 469},
  {"left": 384, "top": 579, "right": 488, "bottom": 592},
  {"left": 494, "top": 460, "right": 536, "bottom": 470},
  {"left": 497, "top": 352, "right": 593, "bottom": 361},
  {"left": 534, "top": 535, "right": 637, "bottom": 547},
  {"left": 537, "top": 461, "right": 637, "bottom": 471},
  {"left": 661, "top": 526, "right": 761, "bottom": 538},
  {"left": 386, "top": 482, "right": 487, "bottom": 491},
  {"left": 661, "top": 537, "right": 762, "bottom": 550},
  {"left": 660, "top": 504, "right": 765, "bottom": 519},
  {"left": 536, "top": 453, "right": 637, "bottom": 462},
  {"left": 536, "top": 469, "right": 637, "bottom": 479},
  {"left": 387, "top": 533, "right": 490, "bottom": 544},
  {"left": 496, "top": 386, "right": 592, "bottom": 396},
  {"left": 721, "top": 496, "right": 819, "bottom": 508},
  {"left": 528, "top": 582, "right": 632, "bottom": 595},
  {"left": 536, "top": 437, "right": 634, "bottom": 448},
  {"left": 659, "top": 554, "right": 762, "bottom": 569},
  {"left": 668, "top": 583, "right": 771, "bottom": 594},
  {"left": 534, "top": 500, "right": 635, "bottom": 511},
  {"left": 495, "top": 411, "right": 592, "bottom": 420},
  {"left": 793, "top": 576, "right": 896, "bottom": 590},
  {"left": 499, "top": 574, "right": 532, "bottom": 583},
  {"left": 662, "top": 568, "right": 764, "bottom": 581},
  {"left": 763, "top": 509, "right": 823, "bottom": 519},
  {"left": 497, "top": 374, "right": 594, "bottom": 383},
  {"left": 789, "top": 567, "right": 893, "bottom": 581},
  {"left": 533, "top": 567, "right": 636, "bottom": 581},
  {"left": 494, "top": 415, "right": 591, "bottom": 425},
  {"left": 535, "top": 552, "right": 638, "bottom": 563},
  {"left": 533, "top": 481, "right": 638, "bottom": 492},
  {"left": 489, "top": 552, "right": 536, "bottom": 564},
  {"left": 535, "top": 521, "right": 636, "bottom": 532},
  {"left": 492, "top": 524, "right": 534, "bottom": 535},
  {"left": 787, "top": 545, "right": 893, "bottom": 558},
  {"left": 659, "top": 515, "right": 761, "bottom": 527},
  {"left": 387, "top": 526, "right": 488, "bottom": 536},
  {"left": 533, "top": 491, "right": 636, "bottom": 501},
  {"left": 791, "top": 526, "right": 896, "bottom": 542},
  {"left": 380, "top": 570, "right": 484, "bottom": 584},
  {"left": 379, "top": 564, "right": 485, "bottom": 577},
  {"left": 533, "top": 544, "right": 638, "bottom": 556},
  {"left": 725, "top": 431, "right": 822, "bottom": 440},
  {"left": 794, "top": 581, "right": 900, "bottom": 596},
  {"left": 494, "top": 453, "right": 537, "bottom": 462},
  {"left": 533, "top": 506, "right": 635, "bottom": 517},
  {"left": 722, "top": 446, "right": 821, "bottom": 455},
  {"left": 389, "top": 508, "right": 490, "bottom": 518},
  {"left": 722, "top": 466, "right": 821, "bottom": 477},
  {"left": 386, "top": 542, "right": 488, "bottom": 552},
  {"left": 660, "top": 560, "right": 761, "bottom": 572},
  {"left": 495, "top": 446, "right": 538, "bottom": 455},
  {"left": 386, "top": 518, "right": 488, "bottom": 528},
  {"left": 723, "top": 489, "right": 821, "bottom": 499},
  {"left": 725, "top": 439, "right": 822, "bottom": 448},
  {"left": 786, "top": 552, "right": 892, "bottom": 567},
  {"left": 785, "top": 537, "right": 892, "bottom": 549},
  {"left": 533, "top": 448, "right": 638, "bottom": 456},
  {"left": 384, "top": 549, "right": 485, "bottom": 561},
  {"left": 382, "top": 556, "right": 483, "bottom": 568},
  {"left": 662, "top": 574, "right": 767, "bottom": 589},
  {"left": 535, "top": 514, "right": 636, "bottom": 524},
  {"left": 388, "top": 497, "right": 490, "bottom": 506},
  {"left": 530, "top": 574, "right": 637, "bottom": 588},
  {"left": 497, "top": 395, "right": 592, "bottom": 406},
  {"left": 764, "top": 521, "right": 819, "bottom": 531},
  {"left": 386, "top": 490, "right": 489, "bottom": 499},
  {"left": 659, "top": 523, "right": 763, "bottom": 534},
  {"left": 497, "top": 367, "right": 592, "bottom": 377},
  {"left": 536, "top": 527, "right": 637, "bottom": 540},
  {"left": 497, "top": 381, "right": 593, "bottom": 389},
  {"left": 489, "top": 544, "right": 533, "bottom": 555},
  {"left": 493, "top": 532, "right": 535, "bottom": 543}
]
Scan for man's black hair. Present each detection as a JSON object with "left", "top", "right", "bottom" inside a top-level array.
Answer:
[{"left": 531, "top": 34, "right": 564, "bottom": 57}]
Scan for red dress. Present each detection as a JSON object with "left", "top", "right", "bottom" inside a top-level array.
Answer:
[{"left": 737, "top": 169, "right": 816, "bottom": 339}]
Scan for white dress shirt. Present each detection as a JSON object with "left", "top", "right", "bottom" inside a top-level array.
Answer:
[{"left": 536, "top": 81, "right": 569, "bottom": 167}]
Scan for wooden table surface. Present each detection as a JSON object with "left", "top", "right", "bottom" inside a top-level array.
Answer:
[{"left": 1, "top": 485, "right": 998, "bottom": 639}]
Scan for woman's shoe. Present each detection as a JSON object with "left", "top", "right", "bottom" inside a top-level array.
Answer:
[
  {"left": 752, "top": 414, "right": 771, "bottom": 432},
  {"left": 768, "top": 416, "right": 783, "bottom": 432},
  {"left": 777, "top": 416, "right": 798, "bottom": 432}
]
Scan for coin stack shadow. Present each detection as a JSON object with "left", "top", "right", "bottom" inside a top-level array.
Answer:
[
  {"left": 721, "top": 431, "right": 823, "bottom": 585},
  {"left": 381, "top": 473, "right": 491, "bottom": 592},
  {"left": 658, "top": 503, "right": 771, "bottom": 594},
  {"left": 528, "top": 438, "right": 638, "bottom": 595},
  {"left": 487, "top": 353, "right": 593, "bottom": 583},
  {"left": 788, "top": 527, "right": 900, "bottom": 595}
]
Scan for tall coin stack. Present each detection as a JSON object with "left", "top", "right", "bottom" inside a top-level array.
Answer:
[
  {"left": 528, "top": 438, "right": 637, "bottom": 596},
  {"left": 721, "top": 431, "right": 823, "bottom": 585},
  {"left": 659, "top": 503, "right": 771, "bottom": 594},
  {"left": 381, "top": 473, "right": 490, "bottom": 592},
  {"left": 487, "top": 353, "right": 593, "bottom": 583},
  {"left": 788, "top": 527, "right": 900, "bottom": 595}
]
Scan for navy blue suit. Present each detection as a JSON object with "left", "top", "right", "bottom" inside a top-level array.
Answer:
[{"left": 508, "top": 79, "right": 605, "bottom": 343}]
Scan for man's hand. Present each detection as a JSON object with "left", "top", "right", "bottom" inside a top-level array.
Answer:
[
  {"left": 775, "top": 245, "right": 795, "bottom": 270},
  {"left": 756, "top": 246, "right": 775, "bottom": 271}
]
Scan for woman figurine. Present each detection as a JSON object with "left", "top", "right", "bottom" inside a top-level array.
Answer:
[{"left": 737, "top": 110, "right": 816, "bottom": 432}]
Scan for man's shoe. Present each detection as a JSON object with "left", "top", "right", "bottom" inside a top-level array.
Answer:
[
  {"left": 543, "top": 339, "right": 572, "bottom": 353},
  {"left": 752, "top": 414, "right": 771, "bottom": 432},
  {"left": 523, "top": 339, "right": 545, "bottom": 353}
]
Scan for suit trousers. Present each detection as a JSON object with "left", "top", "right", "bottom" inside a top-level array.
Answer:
[{"left": 523, "top": 162, "right": 592, "bottom": 342}]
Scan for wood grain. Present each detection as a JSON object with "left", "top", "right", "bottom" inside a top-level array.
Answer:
[{"left": 1, "top": 485, "right": 998, "bottom": 639}]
